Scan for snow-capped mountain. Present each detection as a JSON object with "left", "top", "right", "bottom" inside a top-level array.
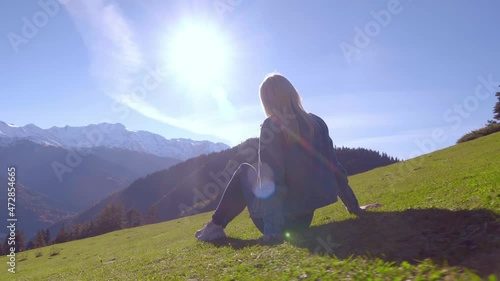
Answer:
[{"left": 0, "top": 121, "right": 230, "bottom": 160}]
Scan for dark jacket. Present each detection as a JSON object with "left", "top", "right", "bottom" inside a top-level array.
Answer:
[{"left": 250, "top": 113, "right": 360, "bottom": 234}]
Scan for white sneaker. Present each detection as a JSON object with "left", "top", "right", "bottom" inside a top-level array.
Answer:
[{"left": 195, "top": 221, "right": 226, "bottom": 241}]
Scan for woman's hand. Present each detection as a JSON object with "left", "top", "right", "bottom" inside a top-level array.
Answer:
[
  {"left": 352, "top": 203, "right": 383, "bottom": 215},
  {"left": 360, "top": 203, "right": 383, "bottom": 210}
]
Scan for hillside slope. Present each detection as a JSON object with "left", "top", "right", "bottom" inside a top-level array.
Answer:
[
  {"left": 64, "top": 138, "right": 399, "bottom": 233},
  {"left": 3, "top": 133, "right": 499, "bottom": 280},
  {"left": 0, "top": 178, "right": 74, "bottom": 241},
  {"left": 0, "top": 140, "right": 180, "bottom": 212},
  {"left": 0, "top": 140, "right": 180, "bottom": 238}
]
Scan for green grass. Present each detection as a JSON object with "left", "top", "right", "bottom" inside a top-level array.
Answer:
[{"left": 3, "top": 133, "right": 500, "bottom": 280}]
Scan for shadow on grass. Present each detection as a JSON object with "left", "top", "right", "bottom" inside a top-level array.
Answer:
[
  {"left": 208, "top": 237, "right": 261, "bottom": 249},
  {"left": 209, "top": 208, "right": 500, "bottom": 277}
]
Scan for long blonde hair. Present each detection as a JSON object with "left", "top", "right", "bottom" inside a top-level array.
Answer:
[{"left": 259, "top": 73, "right": 316, "bottom": 143}]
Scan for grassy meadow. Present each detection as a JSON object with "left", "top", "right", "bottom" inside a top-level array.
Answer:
[{"left": 3, "top": 133, "right": 499, "bottom": 280}]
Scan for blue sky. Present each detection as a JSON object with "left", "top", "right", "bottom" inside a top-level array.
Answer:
[{"left": 1, "top": 0, "right": 499, "bottom": 160}]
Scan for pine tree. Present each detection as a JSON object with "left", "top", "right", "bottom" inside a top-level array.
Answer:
[
  {"left": 4, "top": 238, "right": 12, "bottom": 254},
  {"left": 34, "top": 230, "right": 46, "bottom": 248},
  {"left": 126, "top": 208, "right": 143, "bottom": 228},
  {"left": 494, "top": 91, "right": 500, "bottom": 121},
  {"left": 54, "top": 224, "right": 69, "bottom": 244},
  {"left": 0, "top": 238, "right": 7, "bottom": 255},
  {"left": 26, "top": 241, "right": 35, "bottom": 250},
  {"left": 15, "top": 231, "right": 26, "bottom": 252},
  {"left": 70, "top": 223, "right": 81, "bottom": 241},
  {"left": 94, "top": 204, "right": 125, "bottom": 235},
  {"left": 146, "top": 205, "right": 159, "bottom": 224},
  {"left": 43, "top": 229, "right": 50, "bottom": 246},
  {"left": 82, "top": 221, "right": 95, "bottom": 238},
  {"left": 486, "top": 119, "right": 498, "bottom": 126}
]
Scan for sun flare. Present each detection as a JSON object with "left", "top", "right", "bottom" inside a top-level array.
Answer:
[{"left": 169, "top": 24, "right": 230, "bottom": 87}]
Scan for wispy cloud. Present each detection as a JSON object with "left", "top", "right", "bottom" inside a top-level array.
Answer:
[
  {"left": 63, "top": 1, "right": 143, "bottom": 87},
  {"left": 62, "top": 0, "right": 252, "bottom": 143},
  {"left": 118, "top": 94, "right": 261, "bottom": 143}
]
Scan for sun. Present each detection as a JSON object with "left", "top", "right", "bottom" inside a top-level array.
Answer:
[{"left": 169, "top": 23, "right": 230, "bottom": 87}]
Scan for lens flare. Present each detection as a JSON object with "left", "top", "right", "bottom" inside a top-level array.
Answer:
[
  {"left": 253, "top": 178, "right": 275, "bottom": 199},
  {"left": 253, "top": 162, "right": 276, "bottom": 198},
  {"left": 169, "top": 23, "right": 230, "bottom": 88}
]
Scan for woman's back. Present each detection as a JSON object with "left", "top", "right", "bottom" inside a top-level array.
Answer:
[{"left": 258, "top": 113, "right": 340, "bottom": 216}]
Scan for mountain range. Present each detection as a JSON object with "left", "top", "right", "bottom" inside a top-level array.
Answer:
[
  {"left": 0, "top": 121, "right": 229, "bottom": 160},
  {"left": 0, "top": 121, "right": 231, "bottom": 238}
]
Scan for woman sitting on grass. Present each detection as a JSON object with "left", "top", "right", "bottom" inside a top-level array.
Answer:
[{"left": 196, "top": 73, "right": 376, "bottom": 243}]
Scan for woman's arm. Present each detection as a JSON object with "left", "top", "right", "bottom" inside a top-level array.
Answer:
[
  {"left": 258, "top": 117, "right": 287, "bottom": 235},
  {"left": 314, "top": 115, "right": 362, "bottom": 214}
]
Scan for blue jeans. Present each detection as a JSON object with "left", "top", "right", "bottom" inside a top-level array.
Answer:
[{"left": 212, "top": 164, "right": 314, "bottom": 234}]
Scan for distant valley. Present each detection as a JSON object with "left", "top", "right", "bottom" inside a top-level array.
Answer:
[
  {"left": 48, "top": 138, "right": 399, "bottom": 240},
  {"left": 0, "top": 121, "right": 230, "bottom": 238},
  {"left": 0, "top": 121, "right": 399, "bottom": 241}
]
